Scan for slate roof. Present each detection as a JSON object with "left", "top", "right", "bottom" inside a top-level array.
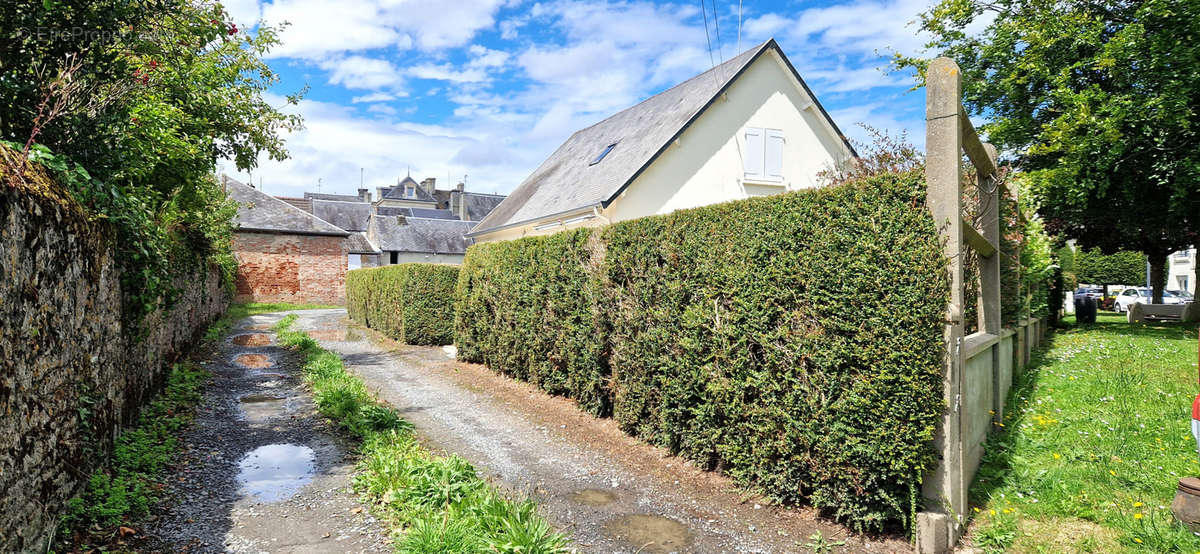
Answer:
[
  {"left": 311, "top": 199, "right": 373, "bottom": 232},
  {"left": 459, "top": 192, "right": 506, "bottom": 222},
  {"left": 380, "top": 176, "right": 437, "bottom": 203},
  {"left": 469, "top": 39, "right": 854, "bottom": 237},
  {"left": 345, "top": 232, "right": 379, "bottom": 254},
  {"left": 306, "top": 192, "right": 363, "bottom": 202},
  {"left": 227, "top": 178, "right": 349, "bottom": 236},
  {"left": 375, "top": 206, "right": 459, "bottom": 220},
  {"left": 367, "top": 215, "right": 475, "bottom": 254},
  {"left": 276, "top": 196, "right": 312, "bottom": 213}
]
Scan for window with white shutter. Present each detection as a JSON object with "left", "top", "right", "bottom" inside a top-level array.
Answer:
[
  {"left": 764, "top": 129, "right": 784, "bottom": 182},
  {"left": 743, "top": 127, "right": 764, "bottom": 180},
  {"left": 743, "top": 127, "right": 784, "bottom": 182}
]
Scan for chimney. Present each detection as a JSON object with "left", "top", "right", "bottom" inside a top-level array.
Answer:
[
  {"left": 450, "top": 190, "right": 466, "bottom": 221},
  {"left": 376, "top": 186, "right": 385, "bottom": 202},
  {"left": 358, "top": 188, "right": 371, "bottom": 202},
  {"left": 419, "top": 177, "right": 436, "bottom": 197},
  {"left": 455, "top": 181, "right": 464, "bottom": 192}
]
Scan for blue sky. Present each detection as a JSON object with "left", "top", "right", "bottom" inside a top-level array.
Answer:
[{"left": 219, "top": 0, "right": 941, "bottom": 198}]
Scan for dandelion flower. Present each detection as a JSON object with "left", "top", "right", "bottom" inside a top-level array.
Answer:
[
  {"left": 1053, "top": 453, "right": 1062, "bottom": 460},
  {"left": 1134, "top": 538, "right": 1142, "bottom": 543},
  {"left": 1134, "top": 513, "right": 1144, "bottom": 519},
  {"left": 1134, "top": 502, "right": 1143, "bottom": 507},
  {"left": 1110, "top": 470, "right": 1117, "bottom": 476}
]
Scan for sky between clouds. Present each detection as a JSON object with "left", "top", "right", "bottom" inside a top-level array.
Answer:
[{"left": 219, "top": 0, "right": 941, "bottom": 199}]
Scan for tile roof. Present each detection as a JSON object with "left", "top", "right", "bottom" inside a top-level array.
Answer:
[
  {"left": 459, "top": 192, "right": 506, "bottom": 222},
  {"left": 376, "top": 207, "right": 460, "bottom": 220},
  {"left": 367, "top": 215, "right": 475, "bottom": 254},
  {"left": 311, "top": 199, "right": 373, "bottom": 232},
  {"left": 380, "top": 176, "right": 437, "bottom": 203},
  {"left": 345, "top": 232, "right": 379, "bottom": 254},
  {"left": 276, "top": 196, "right": 312, "bottom": 213},
  {"left": 305, "top": 192, "right": 363, "bottom": 202},
  {"left": 469, "top": 39, "right": 854, "bottom": 236},
  {"left": 227, "top": 178, "right": 348, "bottom": 236}
]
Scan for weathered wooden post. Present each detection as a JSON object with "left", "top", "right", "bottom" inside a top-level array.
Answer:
[{"left": 918, "top": 56, "right": 967, "bottom": 553}]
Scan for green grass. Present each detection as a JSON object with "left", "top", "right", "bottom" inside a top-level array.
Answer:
[
  {"left": 203, "top": 301, "right": 340, "bottom": 341},
  {"left": 967, "top": 312, "right": 1200, "bottom": 552},
  {"left": 274, "top": 315, "right": 569, "bottom": 553},
  {"left": 58, "top": 362, "right": 207, "bottom": 548}
]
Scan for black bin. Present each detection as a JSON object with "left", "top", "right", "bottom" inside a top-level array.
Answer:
[{"left": 1075, "top": 295, "right": 1097, "bottom": 323}]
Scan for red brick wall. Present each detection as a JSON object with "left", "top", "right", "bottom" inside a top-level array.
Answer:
[{"left": 233, "top": 232, "right": 346, "bottom": 305}]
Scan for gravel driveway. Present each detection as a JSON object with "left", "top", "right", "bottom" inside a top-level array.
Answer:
[
  {"left": 138, "top": 312, "right": 389, "bottom": 553},
  {"left": 291, "top": 309, "right": 910, "bottom": 554}
]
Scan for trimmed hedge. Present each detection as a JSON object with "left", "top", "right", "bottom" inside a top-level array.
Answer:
[
  {"left": 454, "top": 229, "right": 610, "bottom": 415},
  {"left": 346, "top": 264, "right": 459, "bottom": 346},
  {"left": 455, "top": 171, "right": 949, "bottom": 531}
]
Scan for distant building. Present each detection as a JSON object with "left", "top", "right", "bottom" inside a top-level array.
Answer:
[
  {"left": 262, "top": 176, "right": 506, "bottom": 268},
  {"left": 1169, "top": 248, "right": 1196, "bottom": 295},
  {"left": 468, "top": 39, "right": 855, "bottom": 243},
  {"left": 225, "top": 177, "right": 350, "bottom": 305}
]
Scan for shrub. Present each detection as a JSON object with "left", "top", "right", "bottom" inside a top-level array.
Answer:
[
  {"left": 346, "top": 264, "right": 459, "bottom": 346},
  {"left": 454, "top": 229, "right": 610, "bottom": 415},
  {"left": 454, "top": 170, "right": 949, "bottom": 531}
]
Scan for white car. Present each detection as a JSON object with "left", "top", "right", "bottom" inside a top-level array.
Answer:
[{"left": 1114, "top": 288, "right": 1187, "bottom": 312}]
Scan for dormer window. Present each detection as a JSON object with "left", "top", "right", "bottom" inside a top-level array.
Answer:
[
  {"left": 405, "top": 185, "right": 415, "bottom": 198},
  {"left": 590, "top": 143, "right": 617, "bottom": 165}
]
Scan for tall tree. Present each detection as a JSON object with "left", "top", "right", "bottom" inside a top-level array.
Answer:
[{"left": 895, "top": 0, "right": 1200, "bottom": 302}]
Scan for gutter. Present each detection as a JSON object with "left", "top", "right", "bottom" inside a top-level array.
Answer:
[{"left": 465, "top": 202, "right": 603, "bottom": 238}]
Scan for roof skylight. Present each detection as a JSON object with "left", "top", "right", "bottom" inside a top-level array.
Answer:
[{"left": 590, "top": 143, "right": 617, "bottom": 165}]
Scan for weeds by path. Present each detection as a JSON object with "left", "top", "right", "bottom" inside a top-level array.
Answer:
[
  {"left": 274, "top": 314, "right": 569, "bottom": 553},
  {"left": 55, "top": 301, "right": 338, "bottom": 551},
  {"left": 967, "top": 312, "right": 1200, "bottom": 552}
]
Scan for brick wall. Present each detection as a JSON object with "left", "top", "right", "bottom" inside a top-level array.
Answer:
[
  {"left": 1, "top": 179, "right": 228, "bottom": 552},
  {"left": 233, "top": 231, "right": 347, "bottom": 305}
]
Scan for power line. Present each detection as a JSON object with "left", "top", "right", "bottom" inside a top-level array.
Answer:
[
  {"left": 711, "top": 0, "right": 723, "bottom": 62},
  {"left": 700, "top": 0, "right": 715, "bottom": 69}
]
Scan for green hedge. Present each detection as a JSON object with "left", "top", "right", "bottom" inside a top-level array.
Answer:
[
  {"left": 346, "top": 264, "right": 459, "bottom": 346},
  {"left": 454, "top": 229, "right": 610, "bottom": 415},
  {"left": 455, "top": 171, "right": 949, "bottom": 531}
]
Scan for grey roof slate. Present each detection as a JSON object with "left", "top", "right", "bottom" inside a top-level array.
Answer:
[
  {"left": 376, "top": 207, "right": 460, "bottom": 220},
  {"left": 227, "top": 178, "right": 349, "bottom": 236},
  {"left": 469, "top": 39, "right": 853, "bottom": 236},
  {"left": 311, "top": 199, "right": 373, "bottom": 232},
  {"left": 305, "top": 192, "right": 363, "bottom": 202},
  {"left": 345, "top": 232, "right": 379, "bottom": 254},
  {"left": 276, "top": 196, "right": 312, "bottom": 213},
  {"left": 380, "top": 176, "right": 437, "bottom": 203},
  {"left": 459, "top": 192, "right": 506, "bottom": 221},
  {"left": 367, "top": 215, "right": 475, "bottom": 254}
]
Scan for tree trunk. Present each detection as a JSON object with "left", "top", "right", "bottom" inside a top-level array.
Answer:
[{"left": 1149, "top": 250, "right": 1167, "bottom": 303}]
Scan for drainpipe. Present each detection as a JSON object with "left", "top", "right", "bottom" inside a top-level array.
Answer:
[{"left": 592, "top": 206, "right": 611, "bottom": 225}]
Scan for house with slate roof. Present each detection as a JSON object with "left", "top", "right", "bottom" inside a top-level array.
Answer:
[
  {"left": 225, "top": 177, "right": 350, "bottom": 305},
  {"left": 468, "top": 39, "right": 856, "bottom": 243}
]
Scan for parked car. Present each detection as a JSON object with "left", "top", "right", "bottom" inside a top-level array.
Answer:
[
  {"left": 1074, "top": 286, "right": 1104, "bottom": 300},
  {"left": 1113, "top": 288, "right": 1187, "bottom": 312},
  {"left": 1170, "top": 289, "right": 1195, "bottom": 302}
]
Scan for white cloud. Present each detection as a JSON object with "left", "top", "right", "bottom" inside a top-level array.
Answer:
[
  {"left": 260, "top": 0, "right": 504, "bottom": 59},
  {"left": 319, "top": 56, "right": 406, "bottom": 91},
  {"left": 409, "top": 64, "right": 489, "bottom": 83},
  {"left": 351, "top": 92, "right": 399, "bottom": 103}
]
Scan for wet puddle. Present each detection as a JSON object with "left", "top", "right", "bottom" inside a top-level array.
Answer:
[
  {"left": 233, "top": 353, "right": 273, "bottom": 368},
  {"left": 605, "top": 514, "right": 693, "bottom": 553},
  {"left": 239, "top": 393, "right": 289, "bottom": 422},
  {"left": 231, "top": 333, "right": 272, "bottom": 346},
  {"left": 568, "top": 488, "right": 617, "bottom": 506},
  {"left": 237, "top": 444, "right": 315, "bottom": 502}
]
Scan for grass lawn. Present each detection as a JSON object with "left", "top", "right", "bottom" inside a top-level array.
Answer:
[{"left": 966, "top": 311, "right": 1200, "bottom": 552}]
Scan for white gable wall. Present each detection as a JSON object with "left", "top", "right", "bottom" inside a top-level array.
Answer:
[
  {"left": 474, "top": 50, "right": 851, "bottom": 243},
  {"left": 604, "top": 49, "right": 851, "bottom": 223}
]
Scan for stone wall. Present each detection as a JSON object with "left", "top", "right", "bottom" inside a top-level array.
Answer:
[
  {"left": 0, "top": 178, "right": 229, "bottom": 552},
  {"left": 232, "top": 231, "right": 346, "bottom": 305}
]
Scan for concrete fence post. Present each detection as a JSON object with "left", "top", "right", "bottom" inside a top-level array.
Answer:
[{"left": 918, "top": 57, "right": 966, "bottom": 554}]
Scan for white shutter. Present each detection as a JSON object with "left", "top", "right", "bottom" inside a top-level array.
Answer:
[
  {"left": 765, "top": 129, "right": 784, "bottom": 182},
  {"left": 743, "top": 127, "right": 764, "bottom": 180}
]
